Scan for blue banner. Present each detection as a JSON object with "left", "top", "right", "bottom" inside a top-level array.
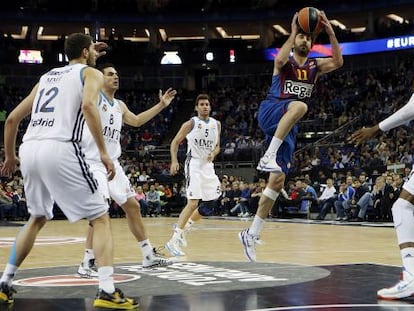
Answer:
[{"left": 264, "top": 35, "right": 414, "bottom": 60}]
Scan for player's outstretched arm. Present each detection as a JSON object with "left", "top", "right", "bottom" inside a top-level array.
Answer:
[
  {"left": 349, "top": 93, "right": 414, "bottom": 146},
  {"left": 122, "top": 88, "right": 177, "bottom": 127}
]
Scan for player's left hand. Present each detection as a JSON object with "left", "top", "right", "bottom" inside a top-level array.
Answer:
[
  {"left": 159, "top": 88, "right": 177, "bottom": 107},
  {"left": 319, "top": 11, "right": 334, "bottom": 36}
]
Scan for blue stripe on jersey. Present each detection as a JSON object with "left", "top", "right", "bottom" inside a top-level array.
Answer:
[
  {"left": 100, "top": 91, "right": 114, "bottom": 106},
  {"left": 97, "top": 93, "right": 103, "bottom": 107},
  {"left": 72, "top": 141, "right": 98, "bottom": 193},
  {"left": 79, "top": 66, "right": 86, "bottom": 85}
]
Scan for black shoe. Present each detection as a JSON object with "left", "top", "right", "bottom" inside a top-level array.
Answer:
[{"left": 0, "top": 283, "right": 17, "bottom": 305}]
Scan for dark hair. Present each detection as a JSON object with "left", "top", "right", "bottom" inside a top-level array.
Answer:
[
  {"left": 296, "top": 29, "right": 316, "bottom": 46},
  {"left": 97, "top": 62, "right": 116, "bottom": 73},
  {"left": 64, "top": 33, "right": 93, "bottom": 61},
  {"left": 194, "top": 93, "right": 210, "bottom": 106}
]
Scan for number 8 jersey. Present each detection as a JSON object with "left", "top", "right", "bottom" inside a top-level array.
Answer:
[{"left": 23, "top": 63, "right": 88, "bottom": 143}]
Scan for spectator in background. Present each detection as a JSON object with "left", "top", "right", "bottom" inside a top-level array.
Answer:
[
  {"left": 371, "top": 175, "right": 395, "bottom": 221},
  {"left": 0, "top": 185, "right": 14, "bottom": 220},
  {"left": 218, "top": 183, "right": 232, "bottom": 216},
  {"left": 12, "top": 187, "right": 27, "bottom": 220},
  {"left": 146, "top": 184, "right": 161, "bottom": 216},
  {"left": 300, "top": 179, "right": 318, "bottom": 213},
  {"left": 393, "top": 173, "right": 404, "bottom": 199},
  {"left": 138, "top": 170, "right": 150, "bottom": 182},
  {"left": 334, "top": 179, "right": 355, "bottom": 221},
  {"left": 230, "top": 181, "right": 251, "bottom": 217},
  {"left": 135, "top": 186, "right": 148, "bottom": 216},
  {"left": 222, "top": 140, "right": 236, "bottom": 160},
  {"left": 249, "top": 180, "right": 265, "bottom": 216},
  {"left": 141, "top": 129, "right": 153, "bottom": 143},
  {"left": 348, "top": 178, "right": 371, "bottom": 221},
  {"left": 315, "top": 178, "right": 337, "bottom": 220}
]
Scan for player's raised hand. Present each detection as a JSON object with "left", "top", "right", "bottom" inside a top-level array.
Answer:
[
  {"left": 159, "top": 88, "right": 177, "bottom": 107},
  {"left": 94, "top": 42, "right": 109, "bottom": 59}
]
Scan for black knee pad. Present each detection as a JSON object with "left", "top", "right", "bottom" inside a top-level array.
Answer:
[{"left": 198, "top": 200, "right": 217, "bottom": 216}]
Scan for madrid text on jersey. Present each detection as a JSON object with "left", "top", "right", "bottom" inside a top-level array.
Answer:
[
  {"left": 31, "top": 117, "right": 55, "bottom": 127},
  {"left": 103, "top": 125, "right": 121, "bottom": 142},
  {"left": 193, "top": 138, "right": 214, "bottom": 150},
  {"left": 283, "top": 80, "right": 314, "bottom": 99}
]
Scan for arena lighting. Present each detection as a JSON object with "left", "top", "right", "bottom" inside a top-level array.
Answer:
[
  {"left": 216, "top": 27, "right": 228, "bottom": 38},
  {"left": 264, "top": 34, "right": 414, "bottom": 59},
  {"left": 58, "top": 52, "right": 68, "bottom": 63},
  {"left": 160, "top": 51, "right": 182, "bottom": 65},
  {"left": 387, "top": 14, "right": 409, "bottom": 24},
  {"left": 272, "top": 25, "right": 289, "bottom": 35},
  {"left": 159, "top": 29, "right": 168, "bottom": 42},
  {"left": 9, "top": 26, "right": 28, "bottom": 39},
  {"left": 350, "top": 27, "right": 366, "bottom": 33},
  {"left": 170, "top": 36, "right": 205, "bottom": 41},
  {"left": 37, "top": 26, "right": 59, "bottom": 40},
  {"left": 329, "top": 20, "right": 346, "bottom": 30}
]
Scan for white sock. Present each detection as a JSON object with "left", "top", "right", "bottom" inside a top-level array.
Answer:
[
  {"left": 139, "top": 239, "right": 153, "bottom": 258},
  {"left": 0, "top": 263, "right": 18, "bottom": 286},
  {"left": 98, "top": 266, "right": 115, "bottom": 294},
  {"left": 402, "top": 248, "right": 414, "bottom": 274},
  {"left": 173, "top": 227, "right": 184, "bottom": 240},
  {"left": 185, "top": 219, "right": 194, "bottom": 230},
  {"left": 249, "top": 215, "right": 265, "bottom": 237},
  {"left": 83, "top": 249, "right": 94, "bottom": 264},
  {"left": 265, "top": 137, "right": 283, "bottom": 155}
]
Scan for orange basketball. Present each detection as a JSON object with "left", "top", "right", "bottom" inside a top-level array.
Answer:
[{"left": 297, "top": 7, "right": 322, "bottom": 35}]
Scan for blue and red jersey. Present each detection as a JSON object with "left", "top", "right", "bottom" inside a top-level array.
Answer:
[{"left": 265, "top": 56, "right": 319, "bottom": 104}]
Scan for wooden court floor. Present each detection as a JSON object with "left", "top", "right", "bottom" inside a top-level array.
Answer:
[{"left": 0, "top": 217, "right": 411, "bottom": 310}]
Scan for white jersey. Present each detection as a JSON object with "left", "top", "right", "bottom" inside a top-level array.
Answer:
[
  {"left": 23, "top": 63, "right": 88, "bottom": 143},
  {"left": 186, "top": 116, "right": 219, "bottom": 160},
  {"left": 83, "top": 92, "right": 123, "bottom": 162}
]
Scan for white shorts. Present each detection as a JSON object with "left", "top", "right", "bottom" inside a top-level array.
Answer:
[
  {"left": 19, "top": 140, "right": 108, "bottom": 222},
  {"left": 403, "top": 165, "right": 414, "bottom": 194},
  {"left": 184, "top": 158, "right": 221, "bottom": 201},
  {"left": 90, "top": 160, "right": 135, "bottom": 206}
]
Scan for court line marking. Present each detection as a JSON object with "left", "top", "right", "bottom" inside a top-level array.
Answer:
[{"left": 248, "top": 303, "right": 414, "bottom": 310}]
